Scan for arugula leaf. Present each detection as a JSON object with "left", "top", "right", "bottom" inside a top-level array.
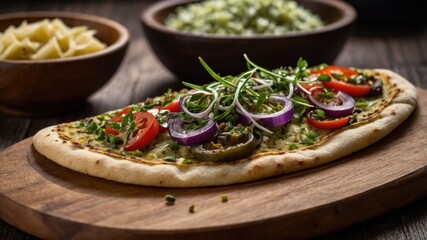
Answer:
[
  {"left": 297, "top": 57, "right": 308, "bottom": 71},
  {"left": 105, "top": 134, "right": 117, "bottom": 148},
  {"left": 256, "top": 92, "right": 267, "bottom": 112},
  {"left": 199, "top": 57, "right": 237, "bottom": 88},
  {"left": 123, "top": 121, "right": 135, "bottom": 147},
  {"left": 291, "top": 95, "right": 310, "bottom": 117},
  {"left": 183, "top": 81, "right": 205, "bottom": 91},
  {"left": 120, "top": 111, "right": 133, "bottom": 132}
]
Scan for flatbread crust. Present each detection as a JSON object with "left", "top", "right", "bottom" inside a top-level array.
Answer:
[{"left": 33, "top": 69, "right": 417, "bottom": 187}]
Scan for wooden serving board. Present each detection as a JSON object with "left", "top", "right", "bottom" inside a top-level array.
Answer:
[{"left": 1, "top": 89, "right": 427, "bottom": 240}]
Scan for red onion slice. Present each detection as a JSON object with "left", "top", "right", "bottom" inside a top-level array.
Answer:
[
  {"left": 236, "top": 95, "right": 294, "bottom": 128},
  {"left": 236, "top": 107, "right": 252, "bottom": 126},
  {"left": 168, "top": 118, "right": 217, "bottom": 146},
  {"left": 308, "top": 91, "right": 355, "bottom": 118}
]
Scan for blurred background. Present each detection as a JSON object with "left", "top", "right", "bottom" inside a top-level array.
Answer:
[{"left": 346, "top": 0, "right": 426, "bottom": 25}]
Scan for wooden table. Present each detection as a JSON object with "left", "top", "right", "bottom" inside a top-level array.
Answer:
[{"left": 0, "top": 1, "right": 426, "bottom": 239}]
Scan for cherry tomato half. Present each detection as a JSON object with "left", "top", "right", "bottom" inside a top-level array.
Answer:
[
  {"left": 313, "top": 66, "right": 357, "bottom": 76},
  {"left": 105, "top": 107, "right": 132, "bottom": 135},
  {"left": 315, "top": 66, "right": 371, "bottom": 97},
  {"left": 124, "top": 112, "right": 160, "bottom": 151},
  {"left": 307, "top": 115, "right": 350, "bottom": 130},
  {"left": 163, "top": 101, "right": 181, "bottom": 112},
  {"left": 322, "top": 79, "right": 371, "bottom": 97},
  {"left": 149, "top": 101, "right": 180, "bottom": 133}
]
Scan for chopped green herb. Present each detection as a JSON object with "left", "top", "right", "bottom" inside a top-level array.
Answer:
[
  {"left": 107, "top": 122, "right": 121, "bottom": 130},
  {"left": 147, "top": 153, "right": 157, "bottom": 159},
  {"left": 291, "top": 95, "right": 310, "bottom": 121},
  {"left": 315, "top": 109, "right": 325, "bottom": 118},
  {"left": 318, "top": 74, "right": 331, "bottom": 82},
  {"left": 190, "top": 93, "right": 204, "bottom": 102},
  {"left": 331, "top": 73, "right": 344, "bottom": 80},
  {"left": 274, "top": 131, "right": 284, "bottom": 139},
  {"left": 182, "top": 81, "right": 205, "bottom": 91},
  {"left": 311, "top": 63, "right": 329, "bottom": 71},
  {"left": 182, "top": 159, "right": 194, "bottom": 164},
  {"left": 297, "top": 57, "right": 308, "bottom": 72},
  {"left": 105, "top": 134, "right": 117, "bottom": 148},
  {"left": 309, "top": 109, "right": 326, "bottom": 121},
  {"left": 355, "top": 99, "right": 375, "bottom": 108},
  {"left": 322, "top": 91, "right": 335, "bottom": 99},
  {"left": 121, "top": 151, "right": 132, "bottom": 156},
  {"left": 183, "top": 120, "right": 208, "bottom": 131},
  {"left": 135, "top": 150, "right": 143, "bottom": 157},
  {"left": 97, "top": 115, "right": 106, "bottom": 121},
  {"left": 164, "top": 156, "right": 176, "bottom": 162},
  {"left": 288, "top": 144, "right": 298, "bottom": 150},
  {"left": 139, "top": 102, "right": 161, "bottom": 111},
  {"left": 165, "top": 194, "right": 176, "bottom": 205},
  {"left": 85, "top": 121, "right": 98, "bottom": 132},
  {"left": 221, "top": 195, "right": 229, "bottom": 203},
  {"left": 256, "top": 92, "right": 268, "bottom": 112},
  {"left": 97, "top": 129, "right": 106, "bottom": 140},
  {"left": 306, "top": 131, "right": 318, "bottom": 139},
  {"left": 356, "top": 99, "right": 377, "bottom": 108},
  {"left": 302, "top": 138, "right": 315, "bottom": 145},
  {"left": 348, "top": 75, "right": 366, "bottom": 85},
  {"left": 189, "top": 205, "right": 195, "bottom": 213},
  {"left": 170, "top": 141, "right": 180, "bottom": 151},
  {"left": 225, "top": 121, "right": 234, "bottom": 131},
  {"left": 120, "top": 111, "right": 133, "bottom": 132}
]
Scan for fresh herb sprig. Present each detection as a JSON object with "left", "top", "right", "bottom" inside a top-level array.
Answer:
[{"left": 178, "top": 55, "right": 323, "bottom": 133}]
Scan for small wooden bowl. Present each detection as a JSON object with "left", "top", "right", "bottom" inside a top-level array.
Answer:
[
  {"left": 0, "top": 12, "right": 129, "bottom": 117},
  {"left": 141, "top": 0, "right": 356, "bottom": 82}
]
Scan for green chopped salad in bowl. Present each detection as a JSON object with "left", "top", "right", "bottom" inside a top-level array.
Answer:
[
  {"left": 164, "top": 0, "right": 324, "bottom": 36},
  {"left": 140, "top": 0, "right": 356, "bottom": 81}
]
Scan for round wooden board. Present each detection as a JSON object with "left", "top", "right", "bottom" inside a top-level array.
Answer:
[{"left": 1, "top": 89, "right": 427, "bottom": 240}]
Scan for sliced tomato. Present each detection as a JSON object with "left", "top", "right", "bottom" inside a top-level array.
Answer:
[
  {"left": 105, "top": 107, "right": 132, "bottom": 135},
  {"left": 124, "top": 112, "right": 160, "bottom": 151},
  {"left": 163, "top": 101, "right": 181, "bottom": 112},
  {"left": 105, "top": 126, "right": 120, "bottom": 135},
  {"left": 314, "top": 66, "right": 370, "bottom": 97},
  {"left": 111, "top": 107, "right": 132, "bottom": 121},
  {"left": 148, "top": 103, "right": 179, "bottom": 133},
  {"left": 307, "top": 115, "right": 350, "bottom": 130},
  {"left": 322, "top": 79, "right": 371, "bottom": 97},
  {"left": 315, "top": 66, "right": 357, "bottom": 76}
]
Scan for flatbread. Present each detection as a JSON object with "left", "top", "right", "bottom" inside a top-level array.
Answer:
[{"left": 33, "top": 69, "right": 417, "bottom": 187}]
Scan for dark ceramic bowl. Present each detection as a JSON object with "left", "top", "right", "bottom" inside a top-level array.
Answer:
[
  {"left": 141, "top": 0, "right": 356, "bottom": 82},
  {"left": 0, "top": 12, "right": 129, "bottom": 117}
]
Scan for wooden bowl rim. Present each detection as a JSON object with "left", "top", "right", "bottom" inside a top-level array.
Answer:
[
  {"left": 141, "top": 0, "right": 357, "bottom": 40},
  {"left": 0, "top": 11, "right": 130, "bottom": 63}
]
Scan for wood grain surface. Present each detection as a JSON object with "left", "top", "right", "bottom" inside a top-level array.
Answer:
[
  {"left": 0, "top": 89, "right": 426, "bottom": 239},
  {"left": 1, "top": 0, "right": 427, "bottom": 239}
]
